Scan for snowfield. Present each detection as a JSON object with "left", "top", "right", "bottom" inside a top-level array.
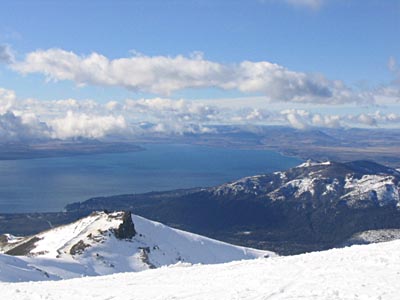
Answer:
[{"left": 1, "top": 240, "right": 400, "bottom": 299}]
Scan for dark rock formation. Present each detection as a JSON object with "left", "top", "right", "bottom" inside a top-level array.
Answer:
[
  {"left": 5, "top": 237, "right": 41, "bottom": 256},
  {"left": 69, "top": 240, "right": 90, "bottom": 255},
  {"left": 114, "top": 211, "right": 136, "bottom": 239}
]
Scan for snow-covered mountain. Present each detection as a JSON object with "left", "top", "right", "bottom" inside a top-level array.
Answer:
[
  {"left": 0, "top": 211, "right": 273, "bottom": 282},
  {"left": 62, "top": 160, "right": 400, "bottom": 255},
  {"left": 1, "top": 238, "right": 399, "bottom": 299},
  {"left": 212, "top": 160, "right": 400, "bottom": 208}
]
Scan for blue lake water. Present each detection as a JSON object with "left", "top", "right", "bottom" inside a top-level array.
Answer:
[{"left": 0, "top": 144, "right": 302, "bottom": 213}]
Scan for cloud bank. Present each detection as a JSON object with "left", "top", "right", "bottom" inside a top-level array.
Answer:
[
  {"left": 1, "top": 84, "right": 400, "bottom": 143},
  {"left": 11, "top": 48, "right": 362, "bottom": 104}
]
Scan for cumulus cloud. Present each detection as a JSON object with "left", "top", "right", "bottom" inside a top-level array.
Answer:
[
  {"left": 48, "top": 111, "right": 127, "bottom": 139},
  {"left": 124, "top": 98, "right": 220, "bottom": 122},
  {"left": 241, "top": 108, "right": 270, "bottom": 122},
  {"left": 0, "top": 44, "right": 14, "bottom": 64},
  {"left": 354, "top": 113, "right": 377, "bottom": 127},
  {"left": 11, "top": 48, "right": 361, "bottom": 104},
  {"left": 0, "top": 88, "right": 16, "bottom": 114},
  {"left": 0, "top": 88, "right": 51, "bottom": 141},
  {"left": 311, "top": 113, "right": 341, "bottom": 128},
  {"left": 12, "top": 49, "right": 228, "bottom": 96},
  {"left": 373, "top": 111, "right": 400, "bottom": 123},
  {"left": 0, "top": 111, "right": 50, "bottom": 142},
  {"left": 281, "top": 109, "right": 311, "bottom": 129}
]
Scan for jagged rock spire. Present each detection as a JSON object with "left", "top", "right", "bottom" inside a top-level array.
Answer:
[{"left": 114, "top": 211, "right": 136, "bottom": 239}]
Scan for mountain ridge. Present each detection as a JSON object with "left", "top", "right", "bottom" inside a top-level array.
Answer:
[
  {"left": 2, "top": 160, "right": 400, "bottom": 255},
  {"left": 0, "top": 211, "right": 272, "bottom": 282},
  {"left": 63, "top": 160, "right": 400, "bottom": 254}
]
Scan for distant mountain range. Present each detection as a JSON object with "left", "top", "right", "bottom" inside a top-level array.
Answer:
[
  {"left": 2, "top": 159, "right": 400, "bottom": 255},
  {"left": 63, "top": 160, "right": 400, "bottom": 254},
  {"left": 2, "top": 126, "right": 400, "bottom": 167},
  {"left": 0, "top": 211, "right": 270, "bottom": 282}
]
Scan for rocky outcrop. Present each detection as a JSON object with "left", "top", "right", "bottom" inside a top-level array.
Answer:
[
  {"left": 114, "top": 211, "right": 136, "bottom": 239},
  {"left": 5, "top": 237, "right": 41, "bottom": 256},
  {"left": 69, "top": 240, "right": 91, "bottom": 255}
]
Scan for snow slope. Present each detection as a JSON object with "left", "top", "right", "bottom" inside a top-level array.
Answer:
[
  {"left": 0, "top": 211, "right": 272, "bottom": 281},
  {"left": 1, "top": 239, "right": 400, "bottom": 300}
]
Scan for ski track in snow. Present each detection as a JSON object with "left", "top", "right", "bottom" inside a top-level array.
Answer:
[{"left": 1, "top": 240, "right": 400, "bottom": 299}]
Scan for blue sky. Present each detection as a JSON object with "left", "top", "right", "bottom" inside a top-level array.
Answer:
[{"left": 0, "top": 0, "right": 399, "bottom": 140}]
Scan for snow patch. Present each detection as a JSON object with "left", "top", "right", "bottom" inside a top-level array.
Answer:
[{"left": 297, "top": 160, "right": 331, "bottom": 168}]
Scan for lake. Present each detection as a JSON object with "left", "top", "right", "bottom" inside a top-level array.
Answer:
[{"left": 0, "top": 144, "right": 302, "bottom": 213}]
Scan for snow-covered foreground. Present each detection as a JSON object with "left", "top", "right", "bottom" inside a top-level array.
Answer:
[{"left": 2, "top": 240, "right": 400, "bottom": 300}]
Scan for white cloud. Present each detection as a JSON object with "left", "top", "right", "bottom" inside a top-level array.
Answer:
[
  {"left": 229, "top": 61, "right": 359, "bottom": 104},
  {"left": 0, "top": 88, "right": 51, "bottom": 141},
  {"left": 0, "top": 111, "right": 50, "bottom": 142},
  {"left": 355, "top": 113, "right": 377, "bottom": 127},
  {"left": 12, "top": 49, "right": 228, "bottom": 96},
  {"left": 2, "top": 86, "right": 400, "bottom": 142},
  {"left": 278, "top": 109, "right": 400, "bottom": 129},
  {"left": 281, "top": 109, "right": 310, "bottom": 129},
  {"left": 0, "top": 88, "right": 16, "bottom": 114},
  {"left": 143, "top": 122, "right": 215, "bottom": 135},
  {"left": 49, "top": 111, "right": 127, "bottom": 139},
  {"left": 370, "top": 111, "right": 400, "bottom": 124},
  {"left": 124, "top": 98, "right": 219, "bottom": 122},
  {"left": 0, "top": 44, "right": 14, "bottom": 64},
  {"left": 311, "top": 113, "right": 341, "bottom": 128},
  {"left": 243, "top": 108, "right": 269, "bottom": 121},
  {"left": 12, "top": 48, "right": 361, "bottom": 104}
]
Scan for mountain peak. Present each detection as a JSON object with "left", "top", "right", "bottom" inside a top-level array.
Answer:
[
  {"left": 0, "top": 211, "right": 273, "bottom": 281},
  {"left": 212, "top": 160, "right": 400, "bottom": 209}
]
